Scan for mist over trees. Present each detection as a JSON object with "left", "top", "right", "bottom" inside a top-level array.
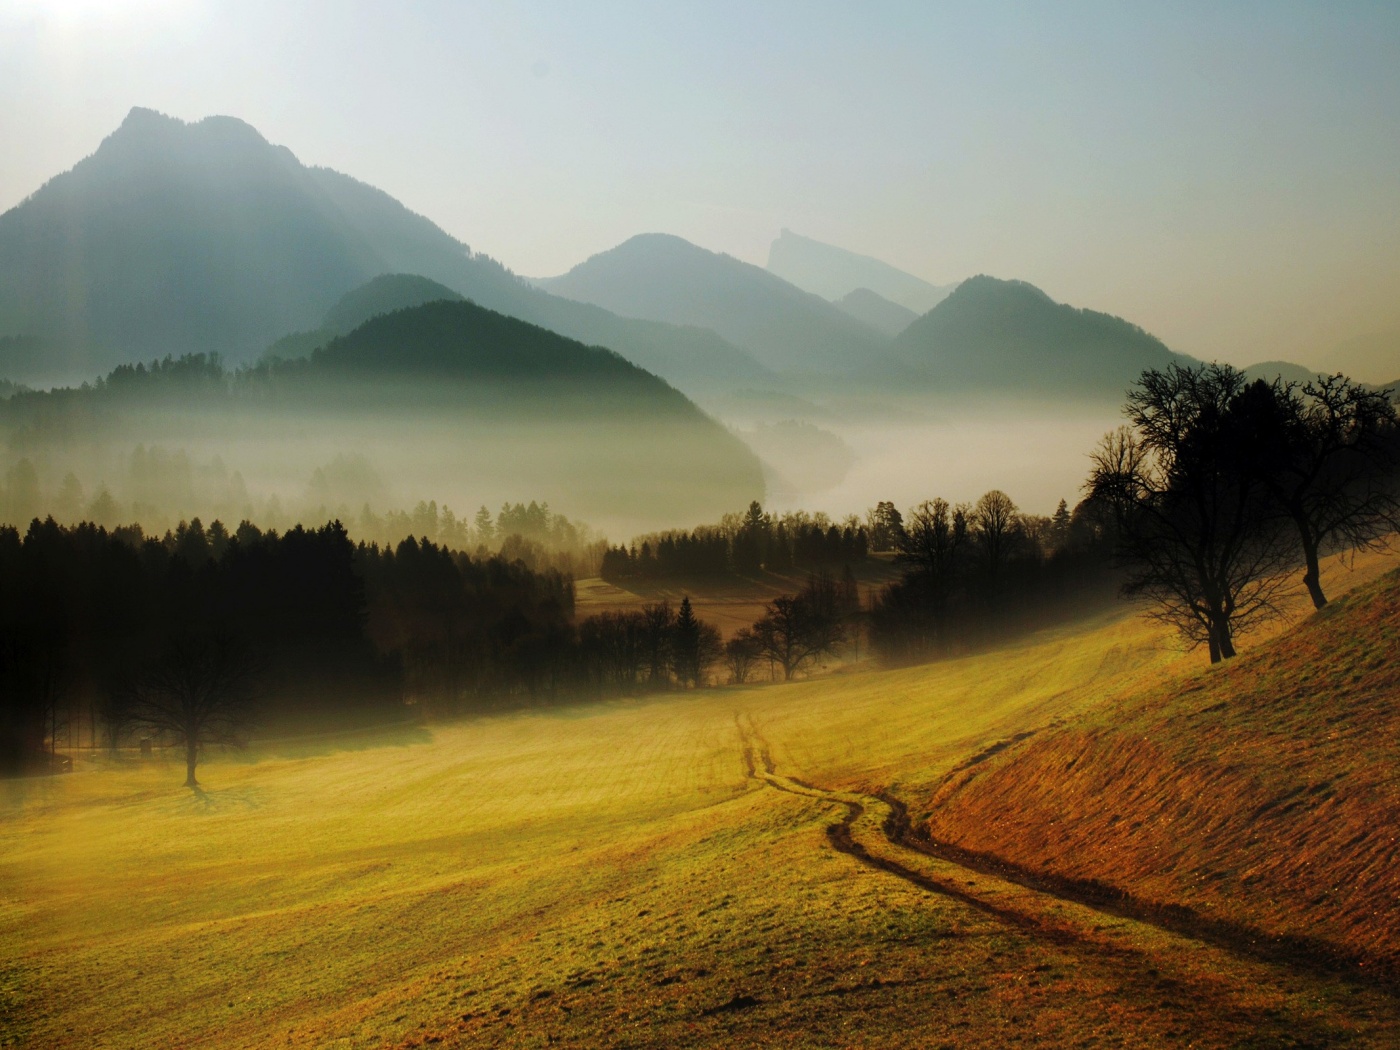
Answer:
[
  {"left": 0, "top": 297, "right": 767, "bottom": 533},
  {"left": 0, "top": 444, "right": 606, "bottom": 577},
  {"left": 601, "top": 501, "right": 868, "bottom": 581}
]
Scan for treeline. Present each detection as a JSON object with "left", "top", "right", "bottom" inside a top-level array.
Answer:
[
  {"left": 602, "top": 501, "right": 869, "bottom": 580},
  {"left": 0, "top": 453, "right": 602, "bottom": 577},
  {"left": 866, "top": 491, "right": 1119, "bottom": 662},
  {"left": 0, "top": 516, "right": 723, "bottom": 777},
  {"left": 350, "top": 499, "right": 603, "bottom": 577},
  {"left": 0, "top": 517, "right": 397, "bottom": 776}
]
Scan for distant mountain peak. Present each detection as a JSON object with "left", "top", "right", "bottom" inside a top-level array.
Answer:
[
  {"left": 888, "top": 274, "right": 1193, "bottom": 395},
  {"left": 108, "top": 106, "right": 271, "bottom": 147},
  {"left": 766, "top": 230, "right": 952, "bottom": 314},
  {"left": 944, "top": 274, "right": 1056, "bottom": 307},
  {"left": 540, "top": 231, "right": 887, "bottom": 373}
]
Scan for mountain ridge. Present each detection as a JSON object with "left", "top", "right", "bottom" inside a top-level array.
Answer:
[
  {"left": 538, "top": 232, "right": 888, "bottom": 374},
  {"left": 766, "top": 229, "right": 953, "bottom": 314},
  {"left": 0, "top": 108, "right": 772, "bottom": 398},
  {"left": 886, "top": 274, "right": 1196, "bottom": 395}
]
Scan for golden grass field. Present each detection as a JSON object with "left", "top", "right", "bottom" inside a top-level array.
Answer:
[
  {"left": 3, "top": 550, "right": 1399, "bottom": 1048},
  {"left": 573, "top": 559, "right": 902, "bottom": 641}
]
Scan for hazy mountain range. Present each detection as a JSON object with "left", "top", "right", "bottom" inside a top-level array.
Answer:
[
  {"left": 766, "top": 229, "right": 954, "bottom": 315},
  {"left": 0, "top": 105, "right": 1360, "bottom": 454},
  {"left": 0, "top": 108, "right": 770, "bottom": 396},
  {"left": 537, "top": 233, "right": 888, "bottom": 373},
  {"left": 888, "top": 275, "right": 1194, "bottom": 396},
  {"left": 0, "top": 297, "right": 764, "bottom": 528}
]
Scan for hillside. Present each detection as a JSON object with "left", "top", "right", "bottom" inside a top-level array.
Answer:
[
  {"left": 766, "top": 228, "right": 952, "bottom": 313},
  {"left": 8, "top": 553, "right": 1400, "bottom": 1048},
  {"left": 886, "top": 275, "right": 1195, "bottom": 396},
  {"left": 264, "top": 273, "right": 466, "bottom": 361},
  {"left": 0, "top": 299, "right": 765, "bottom": 530},
  {"left": 834, "top": 287, "right": 917, "bottom": 336},
  {"left": 0, "top": 108, "right": 769, "bottom": 397},
  {"left": 539, "top": 233, "right": 888, "bottom": 374},
  {"left": 1242, "top": 359, "right": 1322, "bottom": 385},
  {"left": 923, "top": 565, "right": 1400, "bottom": 982}
]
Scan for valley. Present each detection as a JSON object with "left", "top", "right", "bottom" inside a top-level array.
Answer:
[{"left": 3, "top": 550, "right": 1397, "bottom": 1049}]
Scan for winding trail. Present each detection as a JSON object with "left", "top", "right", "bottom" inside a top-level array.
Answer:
[{"left": 734, "top": 711, "right": 1400, "bottom": 1022}]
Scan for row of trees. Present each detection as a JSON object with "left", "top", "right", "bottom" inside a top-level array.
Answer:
[
  {"left": 865, "top": 491, "right": 1118, "bottom": 661},
  {"left": 601, "top": 502, "right": 870, "bottom": 581},
  {"left": 1090, "top": 367, "right": 1399, "bottom": 662},
  {"left": 0, "top": 517, "right": 731, "bottom": 783},
  {"left": 0, "top": 452, "right": 605, "bottom": 579}
]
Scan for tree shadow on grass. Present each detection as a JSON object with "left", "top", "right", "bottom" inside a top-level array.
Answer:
[{"left": 168, "top": 782, "right": 267, "bottom": 814}]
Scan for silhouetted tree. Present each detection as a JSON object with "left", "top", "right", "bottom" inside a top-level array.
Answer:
[
  {"left": 1232, "top": 374, "right": 1399, "bottom": 608},
  {"left": 897, "top": 499, "right": 967, "bottom": 578},
  {"left": 725, "top": 627, "right": 763, "bottom": 684},
  {"left": 126, "top": 635, "right": 260, "bottom": 787},
  {"left": 670, "top": 597, "right": 722, "bottom": 688},
  {"left": 866, "top": 501, "right": 904, "bottom": 553},
  {"left": 971, "top": 490, "right": 1020, "bottom": 580},
  {"left": 751, "top": 573, "right": 849, "bottom": 680},
  {"left": 1089, "top": 364, "right": 1292, "bottom": 662}
]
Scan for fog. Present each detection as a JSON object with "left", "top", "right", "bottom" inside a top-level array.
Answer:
[
  {"left": 0, "top": 375, "right": 767, "bottom": 545},
  {"left": 766, "top": 400, "right": 1122, "bottom": 520},
  {"left": 0, "top": 375, "right": 1121, "bottom": 553}
]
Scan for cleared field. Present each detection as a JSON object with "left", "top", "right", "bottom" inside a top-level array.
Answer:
[
  {"left": 2, "top": 550, "right": 1398, "bottom": 1048},
  {"left": 573, "top": 558, "right": 902, "bottom": 642}
]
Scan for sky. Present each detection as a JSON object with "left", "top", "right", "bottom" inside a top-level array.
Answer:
[{"left": 3, "top": 0, "right": 1399, "bottom": 373}]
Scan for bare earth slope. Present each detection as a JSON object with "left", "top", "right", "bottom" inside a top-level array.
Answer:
[{"left": 925, "top": 565, "right": 1400, "bottom": 983}]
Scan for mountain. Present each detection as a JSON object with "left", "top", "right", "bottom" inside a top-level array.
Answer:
[
  {"left": 766, "top": 229, "right": 953, "bottom": 314},
  {"left": 834, "top": 288, "right": 917, "bottom": 337},
  {"left": 0, "top": 108, "right": 770, "bottom": 396},
  {"left": 537, "top": 233, "right": 888, "bottom": 374},
  {"left": 0, "top": 299, "right": 765, "bottom": 530},
  {"left": 321, "top": 273, "right": 464, "bottom": 336},
  {"left": 886, "top": 275, "right": 1194, "bottom": 396},
  {"left": 1242, "top": 360, "right": 1323, "bottom": 386},
  {"left": 264, "top": 273, "right": 466, "bottom": 361}
]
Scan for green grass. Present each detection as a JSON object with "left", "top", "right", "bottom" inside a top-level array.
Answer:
[{"left": 3, "top": 551, "right": 1398, "bottom": 1048}]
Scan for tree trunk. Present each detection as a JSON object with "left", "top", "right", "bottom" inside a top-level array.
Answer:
[
  {"left": 1207, "top": 630, "right": 1221, "bottom": 664},
  {"left": 1216, "top": 618, "right": 1237, "bottom": 660},
  {"left": 1299, "top": 527, "right": 1328, "bottom": 609},
  {"left": 185, "top": 739, "right": 199, "bottom": 788}
]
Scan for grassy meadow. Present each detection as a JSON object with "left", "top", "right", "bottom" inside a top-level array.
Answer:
[{"left": 3, "top": 551, "right": 1399, "bottom": 1048}]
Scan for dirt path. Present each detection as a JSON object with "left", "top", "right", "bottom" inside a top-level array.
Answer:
[{"left": 734, "top": 712, "right": 1400, "bottom": 1041}]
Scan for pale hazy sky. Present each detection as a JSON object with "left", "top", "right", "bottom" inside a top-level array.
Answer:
[{"left": 3, "top": 1, "right": 1398, "bottom": 371}]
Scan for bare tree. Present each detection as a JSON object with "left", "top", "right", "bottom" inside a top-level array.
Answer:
[
  {"left": 971, "top": 490, "right": 1019, "bottom": 577},
  {"left": 127, "top": 635, "right": 259, "bottom": 787},
  {"left": 1234, "top": 374, "right": 1400, "bottom": 608},
  {"left": 896, "top": 498, "right": 967, "bottom": 578},
  {"left": 1089, "top": 363, "right": 1294, "bottom": 663},
  {"left": 751, "top": 574, "right": 848, "bottom": 680},
  {"left": 724, "top": 628, "right": 763, "bottom": 684}
]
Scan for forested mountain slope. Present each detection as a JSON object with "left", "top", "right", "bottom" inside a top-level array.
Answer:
[
  {"left": 886, "top": 275, "right": 1195, "bottom": 396},
  {"left": 0, "top": 299, "right": 764, "bottom": 529}
]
